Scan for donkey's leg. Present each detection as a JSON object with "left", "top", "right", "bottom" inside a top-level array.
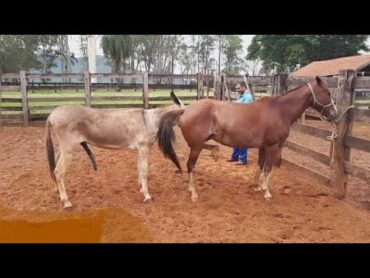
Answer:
[
  {"left": 253, "top": 148, "right": 265, "bottom": 191},
  {"left": 203, "top": 143, "right": 220, "bottom": 161},
  {"left": 137, "top": 145, "right": 152, "bottom": 202},
  {"left": 187, "top": 147, "right": 203, "bottom": 201},
  {"left": 260, "top": 144, "right": 281, "bottom": 200},
  {"left": 136, "top": 153, "right": 143, "bottom": 190},
  {"left": 54, "top": 145, "right": 74, "bottom": 209},
  {"left": 52, "top": 149, "right": 61, "bottom": 194}
]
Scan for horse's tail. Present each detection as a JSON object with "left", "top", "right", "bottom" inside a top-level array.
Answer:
[
  {"left": 45, "top": 117, "right": 56, "bottom": 183},
  {"left": 156, "top": 109, "right": 185, "bottom": 174}
]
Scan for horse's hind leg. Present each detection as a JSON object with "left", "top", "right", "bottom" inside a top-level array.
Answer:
[
  {"left": 253, "top": 148, "right": 265, "bottom": 191},
  {"left": 187, "top": 147, "right": 203, "bottom": 201},
  {"left": 137, "top": 145, "right": 152, "bottom": 202},
  {"left": 203, "top": 143, "right": 220, "bottom": 161},
  {"left": 54, "top": 145, "right": 74, "bottom": 209}
]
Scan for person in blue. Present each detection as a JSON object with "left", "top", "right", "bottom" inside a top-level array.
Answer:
[{"left": 227, "top": 81, "right": 254, "bottom": 165}]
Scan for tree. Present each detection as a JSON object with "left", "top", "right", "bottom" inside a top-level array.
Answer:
[
  {"left": 247, "top": 35, "right": 369, "bottom": 73},
  {"left": 135, "top": 35, "right": 158, "bottom": 72},
  {"left": 36, "top": 35, "right": 59, "bottom": 73},
  {"left": 79, "top": 35, "right": 89, "bottom": 71},
  {"left": 222, "top": 35, "right": 243, "bottom": 75},
  {"left": 0, "top": 35, "right": 40, "bottom": 73},
  {"left": 101, "top": 35, "right": 133, "bottom": 73},
  {"left": 178, "top": 42, "right": 194, "bottom": 75},
  {"left": 198, "top": 35, "right": 217, "bottom": 75}
]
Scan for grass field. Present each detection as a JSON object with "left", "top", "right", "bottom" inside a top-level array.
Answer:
[
  {"left": 0, "top": 89, "right": 203, "bottom": 115},
  {"left": 1, "top": 88, "right": 367, "bottom": 117}
]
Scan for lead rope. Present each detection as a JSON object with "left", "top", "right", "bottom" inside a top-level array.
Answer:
[
  {"left": 326, "top": 105, "right": 354, "bottom": 163},
  {"left": 306, "top": 82, "right": 354, "bottom": 163}
]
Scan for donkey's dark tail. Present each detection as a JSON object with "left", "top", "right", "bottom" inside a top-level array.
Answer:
[
  {"left": 45, "top": 117, "right": 56, "bottom": 183},
  {"left": 156, "top": 109, "right": 185, "bottom": 174}
]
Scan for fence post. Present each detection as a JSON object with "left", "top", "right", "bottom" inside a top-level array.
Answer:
[
  {"left": 213, "top": 72, "right": 219, "bottom": 100},
  {"left": 20, "top": 71, "right": 29, "bottom": 126},
  {"left": 206, "top": 74, "right": 210, "bottom": 98},
  {"left": 84, "top": 71, "right": 91, "bottom": 107},
  {"left": 143, "top": 72, "right": 149, "bottom": 109},
  {"left": 243, "top": 74, "right": 256, "bottom": 100},
  {"left": 330, "top": 69, "right": 355, "bottom": 199},
  {"left": 0, "top": 73, "right": 2, "bottom": 128},
  {"left": 220, "top": 74, "right": 225, "bottom": 101},
  {"left": 272, "top": 73, "right": 288, "bottom": 96},
  {"left": 197, "top": 72, "right": 203, "bottom": 100}
]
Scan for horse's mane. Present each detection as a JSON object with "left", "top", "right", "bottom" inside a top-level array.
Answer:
[{"left": 256, "top": 84, "right": 307, "bottom": 104}]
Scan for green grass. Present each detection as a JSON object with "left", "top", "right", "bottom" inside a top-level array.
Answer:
[
  {"left": 354, "top": 99, "right": 370, "bottom": 106},
  {"left": 1, "top": 88, "right": 199, "bottom": 98},
  {"left": 0, "top": 89, "right": 204, "bottom": 115},
  {"left": 0, "top": 89, "right": 279, "bottom": 117}
]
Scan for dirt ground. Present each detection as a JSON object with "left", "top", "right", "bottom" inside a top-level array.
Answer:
[{"left": 0, "top": 123, "right": 370, "bottom": 243}]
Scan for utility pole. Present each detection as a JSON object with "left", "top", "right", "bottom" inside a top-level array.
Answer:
[{"left": 87, "top": 35, "right": 97, "bottom": 83}]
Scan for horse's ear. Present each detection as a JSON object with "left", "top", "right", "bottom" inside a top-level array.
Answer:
[
  {"left": 170, "top": 90, "right": 185, "bottom": 107},
  {"left": 316, "top": 76, "right": 322, "bottom": 85}
]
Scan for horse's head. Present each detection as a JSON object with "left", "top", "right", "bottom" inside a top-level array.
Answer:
[
  {"left": 170, "top": 90, "right": 186, "bottom": 108},
  {"left": 308, "top": 76, "right": 337, "bottom": 122}
]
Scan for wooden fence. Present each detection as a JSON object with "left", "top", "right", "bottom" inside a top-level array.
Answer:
[
  {"left": 1, "top": 70, "right": 369, "bottom": 199},
  {"left": 0, "top": 71, "right": 205, "bottom": 125}
]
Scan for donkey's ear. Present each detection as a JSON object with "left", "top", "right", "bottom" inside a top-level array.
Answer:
[
  {"left": 170, "top": 90, "right": 180, "bottom": 105},
  {"left": 170, "top": 90, "right": 185, "bottom": 107},
  {"left": 316, "top": 76, "right": 322, "bottom": 85}
]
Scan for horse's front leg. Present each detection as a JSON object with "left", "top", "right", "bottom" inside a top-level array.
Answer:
[
  {"left": 137, "top": 145, "right": 152, "bottom": 202},
  {"left": 187, "top": 147, "right": 203, "bottom": 201},
  {"left": 259, "top": 144, "right": 281, "bottom": 200}
]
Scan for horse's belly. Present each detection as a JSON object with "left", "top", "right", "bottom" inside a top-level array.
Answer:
[{"left": 220, "top": 129, "right": 263, "bottom": 148}]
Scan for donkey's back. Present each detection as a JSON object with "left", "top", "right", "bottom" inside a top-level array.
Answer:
[{"left": 48, "top": 105, "right": 146, "bottom": 150}]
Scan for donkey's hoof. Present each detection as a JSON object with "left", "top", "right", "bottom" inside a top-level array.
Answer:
[
  {"left": 264, "top": 194, "right": 272, "bottom": 201},
  {"left": 143, "top": 197, "right": 153, "bottom": 203},
  {"left": 63, "top": 201, "right": 73, "bottom": 209},
  {"left": 253, "top": 186, "right": 262, "bottom": 192}
]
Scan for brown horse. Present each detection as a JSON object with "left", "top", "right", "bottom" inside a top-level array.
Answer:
[{"left": 157, "top": 76, "right": 337, "bottom": 201}]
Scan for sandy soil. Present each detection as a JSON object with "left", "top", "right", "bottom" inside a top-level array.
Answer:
[{"left": 0, "top": 124, "right": 370, "bottom": 243}]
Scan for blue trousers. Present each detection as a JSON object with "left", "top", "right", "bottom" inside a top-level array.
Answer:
[{"left": 231, "top": 148, "right": 248, "bottom": 164}]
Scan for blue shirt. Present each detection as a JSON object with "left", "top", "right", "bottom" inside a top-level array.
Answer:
[{"left": 237, "top": 90, "right": 253, "bottom": 104}]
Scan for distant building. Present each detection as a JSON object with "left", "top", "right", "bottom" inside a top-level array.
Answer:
[{"left": 290, "top": 54, "right": 370, "bottom": 97}]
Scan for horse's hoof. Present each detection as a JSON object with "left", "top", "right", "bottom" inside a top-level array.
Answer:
[
  {"left": 63, "top": 201, "right": 73, "bottom": 209},
  {"left": 191, "top": 195, "right": 198, "bottom": 202},
  {"left": 253, "top": 187, "right": 262, "bottom": 192}
]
